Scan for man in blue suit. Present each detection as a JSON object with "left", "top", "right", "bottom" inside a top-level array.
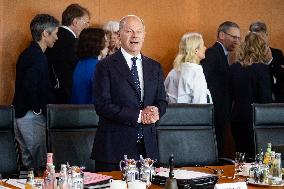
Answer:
[{"left": 91, "top": 15, "right": 167, "bottom": 172}]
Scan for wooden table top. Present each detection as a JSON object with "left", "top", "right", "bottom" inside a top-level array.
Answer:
[
  {"left": 2, "top": 165, "right": 283, "bottom": 189},
  {"left": 101, "top": 165, "right": 283, "bottom": 189}
]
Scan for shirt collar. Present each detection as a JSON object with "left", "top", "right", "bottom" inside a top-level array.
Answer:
[
  {"left": 121, "top": 47, "right": 142, "bottom": 61},
  {"left": 61, "top": 26, "right": 77, "bottom": 38},
  {"left": 217, "top": 41, "right": 228, "bottom": 56}
]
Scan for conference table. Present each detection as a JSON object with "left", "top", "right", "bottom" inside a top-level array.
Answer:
[
  {"left": 1, "top": 165, "right": 283, "bottom": 189},
  {"left": 101, "top": 165, "right": 283, "bottom": 189}
]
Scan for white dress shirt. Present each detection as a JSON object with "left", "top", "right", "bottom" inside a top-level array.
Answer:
[
  {"left": 61, "top": 26, "right": 77, "bottom": 38},
  {"left": 165, "top": 62, "right": 212, "bottom": 104},
  {"left": 121, "top": 48, "right": 144, "bottom": 100},
  {"left": 164, "top": 69, "right": 180, "bottom": 103},
  {"left": 177, "top": 62, "right": 212, "bottom": 104},
  {"left": 121, "top": 48, "right": 144, "bottom": 123}
]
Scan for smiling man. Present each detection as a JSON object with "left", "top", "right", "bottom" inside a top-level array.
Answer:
[{"left": 91, "top": 15, "right": 167, "bottom": 172}]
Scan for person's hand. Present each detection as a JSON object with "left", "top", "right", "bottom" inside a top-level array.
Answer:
[{"left": 141, "top": 106, "right": 159, "bottom": 124}]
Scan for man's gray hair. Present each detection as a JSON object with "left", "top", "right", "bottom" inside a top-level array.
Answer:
[
  {"left": 217, "top": 21, "right": 240, "bottom": 37},
  {"left": 249, "top": 21, "right": 267, "bottom": 34},
  {"left": 30, "top": 14, "right": 59, "bottom": 42},
  {"left": 103, "top": 21, "right": 119, "bottom": 32}
]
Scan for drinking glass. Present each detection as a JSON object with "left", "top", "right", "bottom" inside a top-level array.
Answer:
[
  {"left": 34, "top": 179, "right": 43, "bottom": 189},
  {"left": 0, "top": 173, "right": 3, "bottom": 186},
  {"left": 234, "top": 152, "right": 245, "bottom": 179}
]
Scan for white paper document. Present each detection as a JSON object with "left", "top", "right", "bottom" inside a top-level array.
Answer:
[
  {"left": 5, "top": 179, "right": 26, "bottom": 189},
  {"left": 215, "top": 182, "right": 247, "bottom": 189},
  {"left": 156, "top": 169, "right": 213, "bottom": 179}
]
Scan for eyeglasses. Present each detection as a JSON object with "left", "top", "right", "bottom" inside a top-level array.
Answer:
[
  {"left": 223, "top": 31, "right": 241, "bottom": 41},
  {"left": 79, "top": 18, "right": 90, "bottom": 26}
]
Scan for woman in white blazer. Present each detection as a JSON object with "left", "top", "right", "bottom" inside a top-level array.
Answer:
[{"left": 165, "top": 32, "right": 212, "bottom": 104}]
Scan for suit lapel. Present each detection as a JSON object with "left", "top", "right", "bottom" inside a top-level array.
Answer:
[
  {"left": 142, "top": 55, "right": 152, "bottom": 104},
  {"left": 215, "top": 42, "right": 229, "bottom": 68},
  {"left": 112, "top": 50, "right": 141, "bottom": 101}
]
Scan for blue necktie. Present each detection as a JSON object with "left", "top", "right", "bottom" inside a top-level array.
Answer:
[
  {"left": 131, "top": 57, "right": 143, "bottom": 141},
  {"left": 131, "top": 57, "right": 141, "bottom": 101}
]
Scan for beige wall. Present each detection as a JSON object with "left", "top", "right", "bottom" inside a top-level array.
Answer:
[{"left": 0, "top": 0, "right": 284, "bottom": 104}]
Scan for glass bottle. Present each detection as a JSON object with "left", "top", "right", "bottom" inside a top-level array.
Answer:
[
  {"left": 58, "top": 164, "right": 68, "bottom": 189},
  {"left": 268, "top": 153, "right": 282, "bottom": 185},
  {"left": 263, "top": 143, "right": 272, "bottom": 165},
  {"left": 43, "top": 165, "right": 56, "bottom": 189},
  {"left": 43, "top": 153, "right": 54, "bottom": 179},
  {"left": 43, "top": 153, "right": 55, "bottom": 189},
  {"left": 25, "top": 168, "right": 35, "bottom": 189}
]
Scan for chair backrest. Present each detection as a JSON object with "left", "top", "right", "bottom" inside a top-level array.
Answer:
[
  {"left": 253, "top": 103, "right": 284, "bottom": 154},
  {"left": 0, "top": 105, "right": 18, "bottom": 177},
  {"left": 46, "top": 104, "right": 99, "bottom": 171},
  {"left": 156, "top": 104, "right": 218, "bottom": 167}
]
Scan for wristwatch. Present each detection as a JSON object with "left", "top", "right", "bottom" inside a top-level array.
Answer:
[{"left": 32, "top": 109, "right": 42, "bottom": 115}]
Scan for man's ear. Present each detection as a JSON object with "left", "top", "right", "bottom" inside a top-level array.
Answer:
[
  {"left": 219, "top": 32, "right": 225, "bottom": 40},
  {"left": 42, "top": 30, "right": 49, "bottom": 38},
  {"left": 72, "top": 18, "right": 79, "bottom": 27}
]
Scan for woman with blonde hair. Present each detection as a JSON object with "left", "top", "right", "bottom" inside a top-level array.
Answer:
[
  {"left": 165, "top": 32, "right": 211, "bottom": 103},
  {"left": 229, "top": 32, "right": 272, "bottom": 158}
]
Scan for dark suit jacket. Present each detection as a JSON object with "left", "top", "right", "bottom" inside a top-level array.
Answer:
[
  {"left": 270, "top": 47, "right": 284, "bottom": 102},
  {"left": 45, "top": 27, "right": 78, "bottom": 103},
  {"left": 91, "top": 50, "right": 167, "bottom": 163},
  {"left": 13, "top": 41, "right": 55, "bottom": 118},
  {"left": 229, "top": 62, "right": 272, "bottom": 124},
  {"left": 201, "top": 42, "right": 231, "bottom": 123},
  {"left": 229, "top": 62, "right": 272, "bottom": 157}
]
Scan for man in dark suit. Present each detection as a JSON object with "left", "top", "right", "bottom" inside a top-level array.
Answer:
[
  {"left": 13, "top": 14, "right": 59, "bottom": 173},
  {"left": 249, "top": 21, "right": 284, "bottom": 102},
  {"left": 91, "top": 15, "right": 167, "bottom": 172},
  {"left": 46, "top": 4, "right": 90, "bottom": 103},
  {"left": 201, "top": 21, "right": 240, "bottom": 157}
]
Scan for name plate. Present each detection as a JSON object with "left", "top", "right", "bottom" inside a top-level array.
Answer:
[{"left": 215, "top": 182, "right": 247, "bottom": 189}]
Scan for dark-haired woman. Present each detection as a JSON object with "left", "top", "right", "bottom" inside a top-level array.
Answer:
[{"left": 71, "top": 28, "right": 106, "bottom": 104}]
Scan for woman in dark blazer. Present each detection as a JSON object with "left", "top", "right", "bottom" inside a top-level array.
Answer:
[{"left": 229, "top": 32, "right": 272, "bottom": 158}]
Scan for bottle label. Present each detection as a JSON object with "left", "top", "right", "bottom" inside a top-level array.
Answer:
[{"left": 47, "top": 153, "right": 53, "bottom": 165}]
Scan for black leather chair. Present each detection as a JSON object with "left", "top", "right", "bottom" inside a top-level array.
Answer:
[
  {"left": 0, "top": 105, "right": 18, "bottom": 177},
  {"left": 46, "top": 104, "right": 98, "bottom": 171},
  {"left": 253, "top": 103, "right": 284, "bottom": 155},
  {"left": 156, "top": 104, "right": 219, "bottom": 167}
]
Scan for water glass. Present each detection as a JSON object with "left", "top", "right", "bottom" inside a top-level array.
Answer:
[
  {"left": 109, "top": 179, "right": 127, "bottom": 189},
  {"left": 128, "top": 180, "right": 146, "bottom": 189},
  {"left": 0, "top": 173, "right": 2, "bottom": 186},
  {"left": 234, "top": 152, "right": 245, "bottom": 179},
  {"left": 34, "top": 179, "right": 44, "bottom": 189}
]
